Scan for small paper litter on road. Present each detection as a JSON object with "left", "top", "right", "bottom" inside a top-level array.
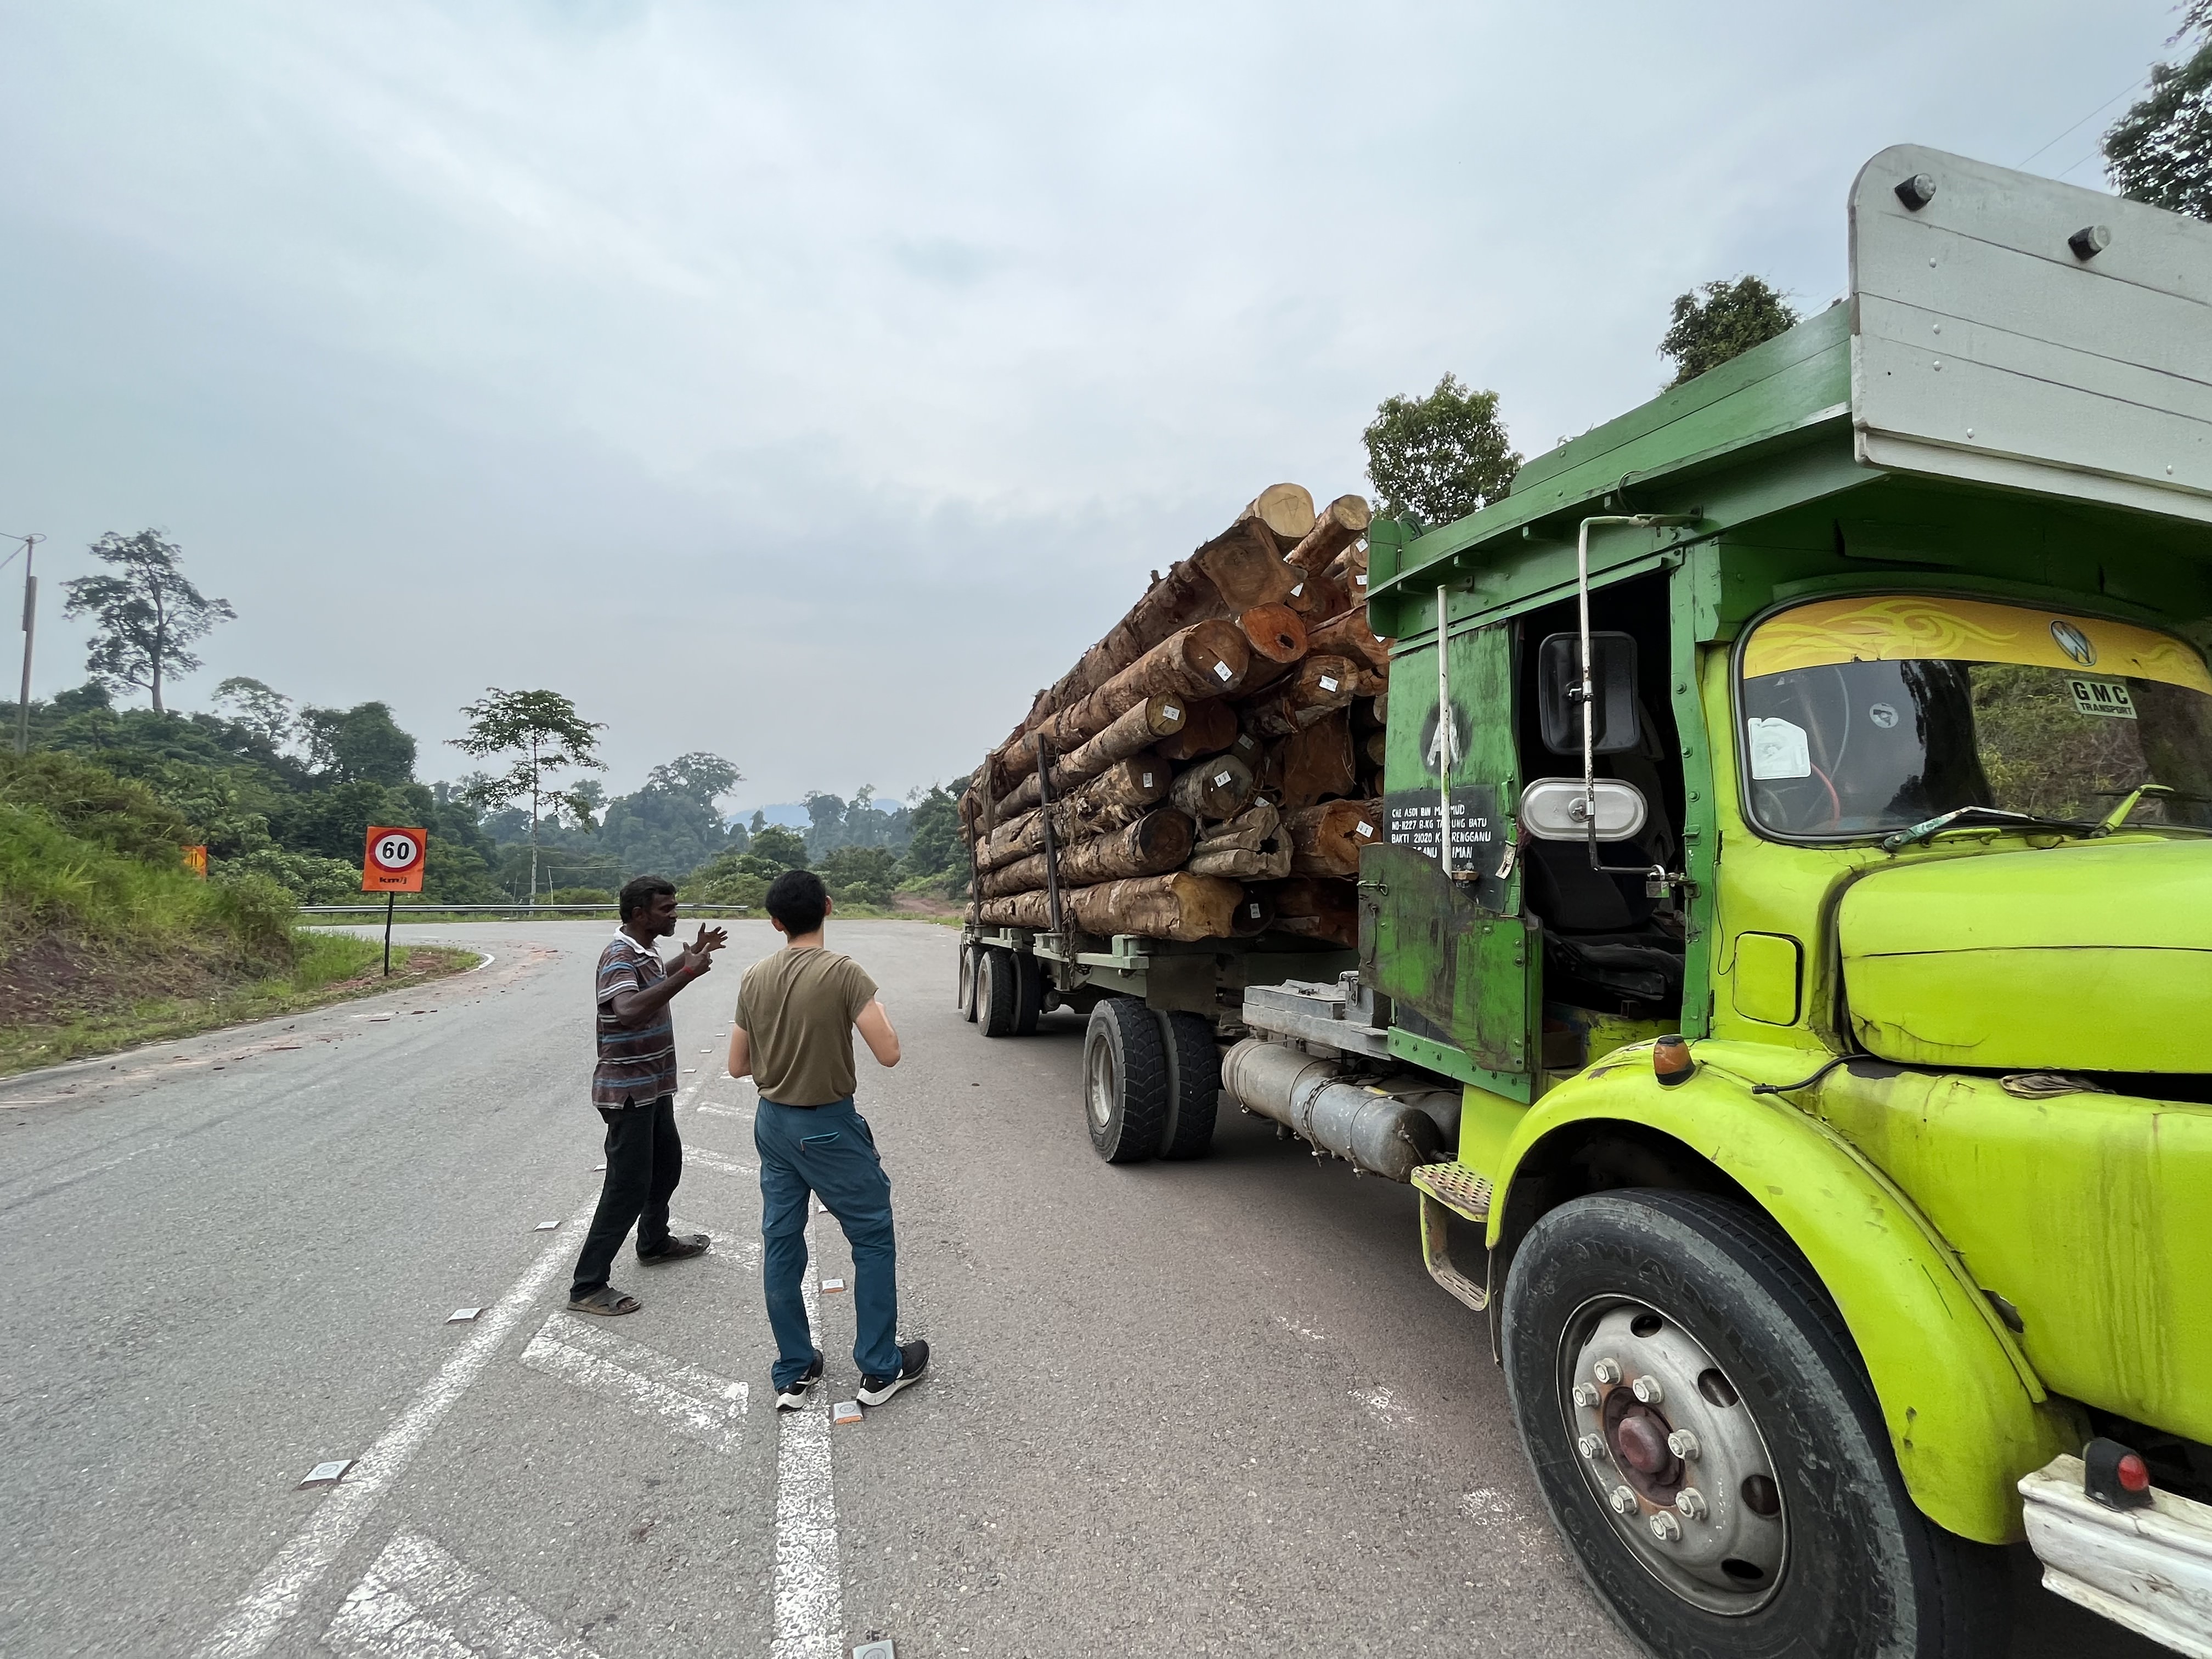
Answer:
[
  {"left": 594, "top": 1163, "right": 607, "bottom": 1171},
  {"left": 684, "top": 1068, "right": 698, "bottom": 1074},
  {"left": 820, "top": 1277, "right": 846, "bottom": 1294},
  {"left": 832, "top": 1400, "right": 864, "bottom": 1426},
  {"left": 298, "top": 1459, "right": 354, "bottom": 1488},
  {"left": 853, "top": 1641, "right": 896, "bottom": 1659},
  {"left": 534, "top": 1220, "right": 560, "bottom": 1231},
  {"left": 447, "top": 1307, "right": 483, "bottom": 1324}
]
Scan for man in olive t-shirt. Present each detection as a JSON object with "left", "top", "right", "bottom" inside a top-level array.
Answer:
[{"left": 728, "top": 869, "right": 928, "bottom": 1411}]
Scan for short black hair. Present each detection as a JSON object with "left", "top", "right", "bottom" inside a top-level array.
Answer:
[
  {"left": 765, "top": 868, "right": 828, "bottom": 935},
  {"left": 619, "top": 874, "right": 677, "bottom": 921}
]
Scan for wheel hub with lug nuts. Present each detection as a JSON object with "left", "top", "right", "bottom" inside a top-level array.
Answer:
[{"left": 1561, "top": 1300, "right": 1787, "bottom": 1615}]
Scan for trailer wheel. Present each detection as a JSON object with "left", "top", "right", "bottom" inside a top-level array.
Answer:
[
  {"left": 976, "top": 948, "right": 1018, "bottom": 1038},
  {"left": 957, "top": 944, "right": 978, "bottom": 1022},
  {"left": 1154, "top": 1011, "right": 1221, "bottom": 1160},
  {"left": 1500, "top": 1188, "right": 2009, "bottom": 1659},
  {"left": 1082, "top": 997, "right": 1167, "bottom": 1164},
  {"left": 1014, "top": 952, "right": 1046, "bottom": 1035}
]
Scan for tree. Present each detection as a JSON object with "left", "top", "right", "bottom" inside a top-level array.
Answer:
[
  {"left": 2105, "top": 2, "right": 2212, "bottom": 219},
  {"left": 750, "top": 823, "right": 809, "bottom": 870},
  {"left": 646, "top": 752, "right": 741, "bottom": 803},
  {"left": 1658, "top": 276, "right": 1798, "bottom": 387},
  {"left": 301, "top": 701, "right": 416, "bottom": 786},
  {"left": 61, "top": 531, "right": 235, "bottom": 713},
  {"left": 900, "top": 782, "right": 962, "bottom": 878},
  {"left": 1362, "top": 375, "right": 1522, "bottom": 531},
  {"left": 213, "top": 677, "right": 295, "bottom": 751},
  {"left": 449, "top": 688, "right": 606, "bottom": 902}
]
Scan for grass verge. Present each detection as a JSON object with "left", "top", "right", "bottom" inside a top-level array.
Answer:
[{"left": 0, "top": 935, "right": 481, "bottom": 1078}]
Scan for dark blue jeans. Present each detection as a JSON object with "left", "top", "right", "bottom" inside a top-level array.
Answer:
[{"left": 754, "top": 1095, "right": 900, "bottom": 1387}]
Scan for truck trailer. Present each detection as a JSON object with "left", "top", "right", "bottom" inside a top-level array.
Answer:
[{"left": 963, "top": 146, "right": 2212, "bottom": 1657}]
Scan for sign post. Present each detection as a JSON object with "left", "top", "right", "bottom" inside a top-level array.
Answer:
[{"left": 361, "top": 826, "right": 427, "bottom": 976}]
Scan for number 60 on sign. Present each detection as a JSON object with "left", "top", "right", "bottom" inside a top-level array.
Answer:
[{"left": 362, "top": 825, "right": 427, "bottom": 893}]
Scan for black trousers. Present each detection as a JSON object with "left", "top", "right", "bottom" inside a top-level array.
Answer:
[{"left": 569, "top": 1094, "right": 682, "bottom": 1299}]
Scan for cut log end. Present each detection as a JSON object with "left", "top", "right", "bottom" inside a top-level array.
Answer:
[{"left": 1237, "top": 603, "right": 1307, "bottom": 664}]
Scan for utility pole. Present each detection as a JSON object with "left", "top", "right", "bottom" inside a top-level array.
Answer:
[{"left": 7, "top": 534, "right": 43, "bottom": 757}]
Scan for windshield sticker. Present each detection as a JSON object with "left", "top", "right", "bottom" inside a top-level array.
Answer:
[
  {"left": 2067, "top": 676, "right": 2137, "bottom": 719},
  {"left": 1743, "top": 596, "right": 2212, "bottom": 693},
  {"left": 1747, "top": 717, "right": 1813, "bottom": 780},
  {"left": 1868, "top": 702, "right": 1900, "bottom": 729}
]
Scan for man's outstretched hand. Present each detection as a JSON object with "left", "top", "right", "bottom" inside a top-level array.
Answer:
[{"left": 680, "top": 923, "right": 728, "bottom": 976}]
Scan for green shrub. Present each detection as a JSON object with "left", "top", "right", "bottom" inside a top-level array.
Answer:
[
  {"left": 548, "top": 887, "right": 615, "bottom": 905},
  {"left": 217, "top": 845, "right": 362, "bottom": 904},
  {"left": 0, "top": 751, "right": 194, "bottom": 862}
]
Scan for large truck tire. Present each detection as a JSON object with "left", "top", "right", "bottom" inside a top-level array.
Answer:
[
  {"left": 1083, "top": 997, "right": 1167, "bottom": 1164},
  {"left": 1014, "top": 952, "right": 1046, "bottom": 1035},
  {"left": 1500, "top": 1188, "right": 2009, "bottom": 1659},
  {"left": 957, "top": 943, "right": 978, "bottom": 1022},
  {"left": 1155, "top": 1010, "right": 1221, "bottom": 1160},
  {"left": 976, "top": 947, "right": 1018, "bottom": 1038}
]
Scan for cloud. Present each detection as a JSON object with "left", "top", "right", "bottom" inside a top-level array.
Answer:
[{"left": 0, "top": 0, "right": 2174, "bottom": 798}]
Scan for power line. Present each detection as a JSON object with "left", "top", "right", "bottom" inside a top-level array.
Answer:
[{"left": 2018, "top": 74, "right": 2150, "bottom": 170}]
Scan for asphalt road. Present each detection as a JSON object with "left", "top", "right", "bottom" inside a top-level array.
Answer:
[{"left": 0, "top": 919, "right": 2159, "bottom": 1658}]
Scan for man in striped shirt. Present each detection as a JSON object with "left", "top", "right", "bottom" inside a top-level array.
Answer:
[{"left": 568, "top": 875, "right": 727, "bottom": 1317}]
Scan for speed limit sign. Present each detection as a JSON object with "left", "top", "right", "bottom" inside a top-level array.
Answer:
[{"left": 362, "top": 825, "right": 427, "bottom": 893}]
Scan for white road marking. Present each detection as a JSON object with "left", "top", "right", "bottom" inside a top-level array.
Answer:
[
  {"left": 772, "top": 1211, "right": 843, "bottom": 1659},
  {"left": 696, "top": 1101, "right": 752, "bottom": 1120},
  {"left": 323, "top": 1531, "right": 605, "bottom": 1658},
  {"left": 190, "top": 1203, "right": 591, "bottom": 1659},
  {"left": 519, "top": 1316, "right": 750, "bottom": 1454},
  {"left": 687, "top": 1148, "right": 759, "bottom": 1177}
]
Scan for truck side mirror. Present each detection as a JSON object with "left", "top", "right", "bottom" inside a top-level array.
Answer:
[{"left": 1538, "top": 630, "right": 1640, "bottom": 755}]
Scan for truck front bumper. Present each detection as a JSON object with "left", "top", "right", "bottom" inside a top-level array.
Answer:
[{"left": 2019, "top": 1453, "right": 2212, "bottom": 1657}]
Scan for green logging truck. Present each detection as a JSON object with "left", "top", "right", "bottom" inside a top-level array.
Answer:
[{"left": 965, "top": 146, "right": 2212, "bottom": 1657}]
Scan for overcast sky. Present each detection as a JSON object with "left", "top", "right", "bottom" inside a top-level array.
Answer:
[{"left": 0, "top": 0, "right": 2179, "bottom": 810}]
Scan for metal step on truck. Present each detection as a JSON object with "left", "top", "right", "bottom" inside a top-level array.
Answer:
[{"left": 966, "top": 146, "right": 2212, "bottom": 1658}]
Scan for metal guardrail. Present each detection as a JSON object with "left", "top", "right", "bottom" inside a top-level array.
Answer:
[{"left": 298, "top": 902, "right": 751, "bottom": 916}]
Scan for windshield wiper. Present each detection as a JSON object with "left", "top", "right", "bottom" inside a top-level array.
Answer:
[{"left": 1880, "top": 806, "right": 2094, "bottom": 853}]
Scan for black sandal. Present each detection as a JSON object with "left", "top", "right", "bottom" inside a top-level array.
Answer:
[
  {"left": 639, "top": 1232, "right": 710, "bottom": 1265},
  {"left": 567, "top": 1286, "right": 642, "bottom": 1316}
]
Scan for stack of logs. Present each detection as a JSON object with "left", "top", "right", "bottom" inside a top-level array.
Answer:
[{"left": 958, "top": 483, "right": 1388, "bottom": 946}]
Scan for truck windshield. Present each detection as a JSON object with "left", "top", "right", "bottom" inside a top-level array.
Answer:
[{"left": 1736, "top": 595, "right": 2212, "bottom": 839}]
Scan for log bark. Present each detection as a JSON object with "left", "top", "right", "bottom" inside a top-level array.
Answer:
[
  {"left": 1059, "top": 619, "right": 1249, "bottom": 748},
  {"left": 1188, "top": 843, "right": 1290, "bottom": 879},
  {"left": 1285, "top": 566, "right": 1348, "bottom": 619},
  {"left": 1240, "top": 654, "right": 1358, "bottom": 740},
  {"left": 1067, "top": 872, "right": 1246, "bottom": 941},
  {"left": 1237, "top": 603, "right": 1307, "bottom": 664},
  {"left": 994, "top": 693, "right": 1187, "bottom": 816},
  {"left": 1362, "top": 727, "right": 1388, "bottom": 768},
  {"left": 1193, "top": 799, "right": 1279, "bottom": 853},
  {"left": 1284, "top": 799, "right": 1381, "bottom": 877},
  {"left": 970, "top": 873, "right": 1244, "bottom": 942},
  {"left": 981, "top": 808, "right": 1194, "bottom": 898},
  {"left": 1239, "top": 483, "right": 1317, "bottom": 552},
  {"left": 1067, "top": 753, "right": 1172, "bottom": 816},
  {"left": 1187, "top": 800, "right": 1288, "bottom": 879},
  {"left": 1286, "top": 494, "right": 1372, "bottom": 572},
  {"left": 1262, "top": 875, "right": 1359, "bottom": 946},
  {"left": 1306, "top": 606, "right": 1391, "bottom": 672},
  {"left": 1278, "top": 708, "right": 1357, "bottom": 808},
  {"left": 1169, "top": 754, "right": 1256, "bottom": 821},
  {"left": 1152, "top": 698, "right": 1239, "bottom": 762},
  {"left": 1028, "top": 523, "right": 1291, "bottom": 725}
]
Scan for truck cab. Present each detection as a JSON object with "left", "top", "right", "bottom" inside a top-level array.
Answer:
[{"left": 1328, "top": 146, "right": 2212, "bottom": 1656}]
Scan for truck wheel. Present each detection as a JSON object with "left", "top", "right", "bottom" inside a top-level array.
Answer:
[
  {"left": 1014, "top": 952, "right": 1046, "bottom": 1035},
  {"left": 1083, "top": 997, "right": 1167, "bottom": 1164},
  {"left": 1155, "top": 1011, "right": 1221, "bottom": 1159},
  {"left": 957, "top": 944, "right": 978, "bottom": 1022},
  {"left": 1500, "top": 1188, "right": 2009, "bottom": 1659},
  {"left": 976, "top": 948, "right": 1018, "bottom": 1038}
]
